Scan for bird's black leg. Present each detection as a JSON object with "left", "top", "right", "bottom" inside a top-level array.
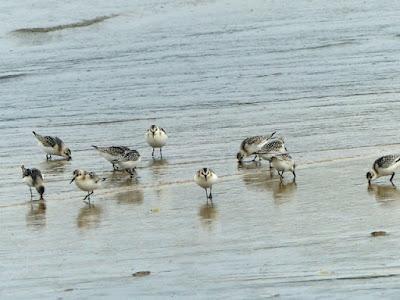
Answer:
[
  {"left": 160, "top": 148, "right": 163, "bottom": 159},
  {"left": 292, "top": 170, "right": 296, "bottom": 180},
  {"left": 112, "top": 163, "right": 118, "bottom": 171},
  {"left": 279, "top": 171, "right": 284, "bottom": 181},
  {"left": 390, "top": 173, "right": 395, "bottom": 185},
  {"left": 152, "top": 148, "right": 155, "bottom": 158},
  {"left": 205, "top": 188, "right": 209, "bottom": 202},
  {"left": 29, "top": 187, "right": 33, "bottom": 199},
  {"left": 88, "top": 192, "right": 93, "bottom": 204},
  {"left": 84, "top": 191, "right": 94, "bottom": 204},
  {"left": 252, "top": 154, "right": 258, "bottom": 162},
  {"left": 130, "top": 168, "right": 136, "bottom": 178}
]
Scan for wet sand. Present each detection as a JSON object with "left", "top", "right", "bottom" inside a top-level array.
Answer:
[
  {"left": 3, "top": 156, "right": 400, "bottom": 298},
  {"left": 2, "top": 0, "right": 400, "bottom": 298}
]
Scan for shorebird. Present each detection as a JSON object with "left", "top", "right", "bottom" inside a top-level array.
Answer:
[
  {"left": 32, "top": 131, "right": 71, "bottom": 160},
  {"left": 70, "top": 169, "right": 105, "bottom": 203},
  {"left": 256, "top": 137, "right": 287, "bottom": 168},
  {"left": 194, "top": 168, "right": 218, "bottom": 204},
  {"left": 270, "top": 154, "right": 296, "bottom": 181},
  {"left": 236, "top": 132, "right": 276, "bottom": 163},
  {"left": 92, "top": 145, "right": 130, "bottom": 170},
  {"left": 366, "top": 154, "right": 400, "bottom": 185},
  {"left": 21, "top": 165, "right": 45, "bottom": 200},
  {"left": 146, "top": 125, "right": 168, "bottom": 158},
  {"left": 115, "top": 149, "right": 141, "bottom": 177}
]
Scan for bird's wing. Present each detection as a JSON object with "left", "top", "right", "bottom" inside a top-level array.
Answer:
[
  {"left": 34, "top": 133, "right": 60, "bottom": 148},
  {"left": 93, "top": 146, "right": 129, "bottom": 155},
  {"left": 30, "top": 168, "right": 44, "bottom": 184},
  {"left": 88, "top": 172, "right": 101, "bottom": 182},
  {"left": 376, "top": 155, "right": 400, "bottom": 168},
  {"left": 120, "top": 150, "right": 140, "bottom": 162}
]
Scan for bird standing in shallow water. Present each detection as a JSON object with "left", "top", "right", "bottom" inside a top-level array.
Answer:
[
  {"left": 70, "top": 169, "right": 106, "bottom": 204},
  {"left": 236, "top": 132, "right": 276, "bottom": 163},
  {"left": 32, "top": 131, "right": 71, "bottom": 160},
  {"left": 92, "top": 145, "right": 130, "bottom": 170},
  {"left": 270, "top": 154, "right": 296, "bottom": 181},
  {"left": 366, "top": 154, "right": 400, "bottom": 185},
  {"left": 21, "top": 165, "right": 45, "bottom": 200},
  {"left": 194, "top": 168, "right": 218, "bottom": 204},
  {"left": 146, "top": 125, "right": 168, "bottom": 158}
]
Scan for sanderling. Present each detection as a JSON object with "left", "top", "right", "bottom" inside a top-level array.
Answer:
[
  {"left": 92, "top": 145, "right": 130, "bottom": 170},
  {"left": 366, "top": 154, "right": 400, "bottom": 185},
  {"left": 236, "top": 132, "right": 276, "bottom": 163},
  {"left": 21, "top": 165, "right": 45, "bottom": 200},
  {"left": 194, "top": 168, "right": 218, "bottom": 203},
  {"left": 32, "top": 131, "right": 71, "bottom": 160},
  {"left": 70, "top": 169, "right": 106, "bottom": 203},
  {"left": 256, "top": 138, "right": 287, "bottom": 168},
  {"left": 146, "top": 125, "right": 168, "bottom": 158},
  {"left": 115, "top": 149, "right": 141, "bottom": 177},
  {"left": 270, "top": 154, "right": 296, "bottom": 181}
]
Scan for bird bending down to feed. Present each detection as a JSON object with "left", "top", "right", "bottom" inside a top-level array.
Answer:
[
  {"left": 236, "top": 131, "right": 276, "bottom": 163},
  {"left": 256, "top": 137, "right": 287, "bottom": 168},
  {"left": 366, "top": 154, "right": 400, "bottom": 185},
  {"left": 115, "top": 149, "right": 141, "bottom": 177},
  {"left": 92, "top": 145, "right": 130, "bottom": 170},
  {"left": 21, "top": 165, "right": 45, "bottom": 200},
  {"left": 32, "top": 131, "right": 71, "bottom": 160}
]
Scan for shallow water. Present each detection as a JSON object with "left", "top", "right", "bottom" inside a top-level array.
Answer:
[{"left": 2, "top": 0, "right": 400, "bottom": 298}]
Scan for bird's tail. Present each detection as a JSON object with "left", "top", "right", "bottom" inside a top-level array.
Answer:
[{"left": 268, "top": 131, "right": 277, "bottom": 139}]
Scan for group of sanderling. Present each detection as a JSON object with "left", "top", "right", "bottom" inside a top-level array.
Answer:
[
  {"left": 24, "top": 125, "right": 167, "bottom": 204},
  {"left": 22, "top": 126, "right": 400, "bottom": 205}
]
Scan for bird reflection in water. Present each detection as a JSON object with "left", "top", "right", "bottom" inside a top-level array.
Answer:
[
  {"left": 107, "top": 171, "right": 139, "bottom": 186},
  {"left": 149, "top": 159, "right": 169, "bottom": 169},
  {"left": 39, "top": 159, "right": 69, "bottom": 175},
  {"left": 77, "top": 204, "right": 103, "bottom": 230},
  {"left": 148, "top": 159, "right": 169, "bottom": 199},
  {"left": 237, "top": 161, "right": 262, "bottom": 171},
  {"left": 241, "top": 169, "right": 296, "bottom": 203},
  {"left": 115, "top": 189, "right": 144, "bottom": 205},
  {"left": 272, "top": 181, "right": 297, "bottom": 204},
  {"left": 199, "top": 203, "right": 217, "bottom": 229},
  {"left": 148, "top": 159, "right": 169, "bottom": 178},
  {"left": 368, "top": 184, "right": 400, "bottom": 203},
  {"left": 26, "top": 200, "right": 46, "bottom": 230}
]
